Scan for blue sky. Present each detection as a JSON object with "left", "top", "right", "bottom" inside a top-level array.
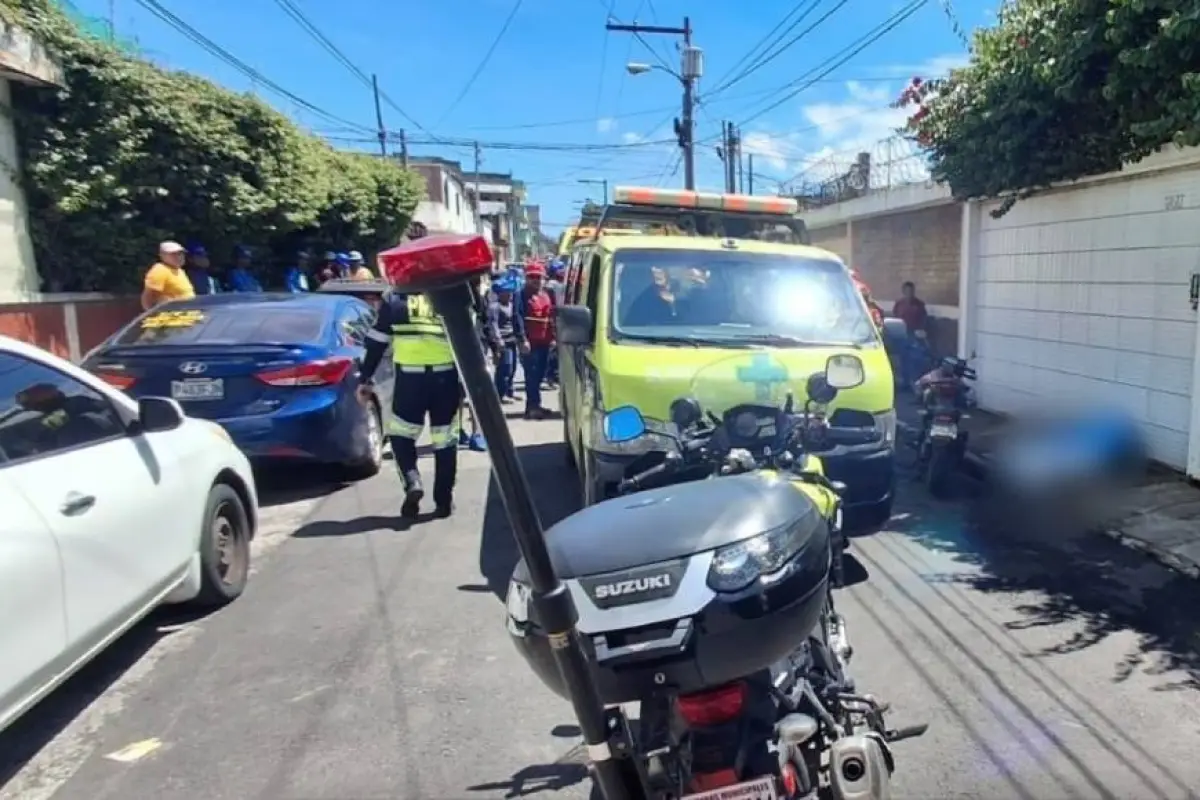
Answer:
[{"left": 71, "top": 0, "right": 994, "bottom": 236}]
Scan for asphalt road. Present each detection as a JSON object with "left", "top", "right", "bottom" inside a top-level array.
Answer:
[{"left": 3, "top": 400, "right": 1200, "bottom": 800}]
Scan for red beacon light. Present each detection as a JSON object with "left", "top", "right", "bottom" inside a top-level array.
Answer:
[{"left": 377, "top": 233, "right": 494, "bottom": 292}]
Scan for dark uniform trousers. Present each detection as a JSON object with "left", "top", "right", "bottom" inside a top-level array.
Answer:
[{"left": 389, "top": 365, "right": 463, "bottom": 506}]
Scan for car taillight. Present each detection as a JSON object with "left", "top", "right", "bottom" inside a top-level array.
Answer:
[
  {"left": 94, "top": 370, "right": 136, "bottom": 390},
  {"left": 255, "top": 358, "right": 354, "bottom": 387},
  {"left": 676, "top": 681, "right": 747, "bottom": 727}
]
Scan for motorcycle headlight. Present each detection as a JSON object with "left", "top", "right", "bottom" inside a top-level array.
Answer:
[
  {"left": 707, "top": 519, "right": 811, "bottom": 593},
  {"left": 589, "top": 414, "right": 676, "bottom": 455},
  {"left": 506, "top": 580, "right": 531, "bottom": 623}
]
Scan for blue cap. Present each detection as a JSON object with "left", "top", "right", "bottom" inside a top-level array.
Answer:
[
  {"left": 494, "top": 277, "right": 518, "bottom": 293},
  {"left": 187, "top": 243, "right": 207, "bottom": 256},
  {"left": 335, "top": 252, "right": 350, "bottom": 265}
]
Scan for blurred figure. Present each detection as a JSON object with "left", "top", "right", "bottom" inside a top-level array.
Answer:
[
  {"left": 227, "top": 246, "right": 262, "bottom": 292},
  {"left": 348, "top": 250, "right": 374, "bottom": 280},
  {"left": 334, "top": 252, "right": 353, "bottom": 279},
  {"left": 520, "top": 263, "right": 555, "bottom": 419},
  {"left": 893, "top": 280, "right": 932, "bottom": 386},
  {"left": 487, "top": 276, "right": 524, "bottom": 404},
  {"left": 317, "top": 251, "right": 339, "bottom": 284},
  {"left": 184, "top": 243, "right": 219, "bottom": 295},
  {"left": 285, "top": 250, "right": 312, "bottom": 292},
  {"left": 142, "top": 240, "right": 194, "bottom": 309}
]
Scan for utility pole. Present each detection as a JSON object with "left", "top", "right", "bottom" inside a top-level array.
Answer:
[
  {"left": 607, "top": 17, "right": 702, "bottom": 191},
  {"left": 108, "top": 0, "right": 116, "bottom": 42},
  {"left": 736, "top": 126, "right": 745, "bottom": 193},
  {"left": 473, "top": 141, "right": 483, "bottom": 235},
  {"left": 723, "top": 122, "right": 737, "bottom": 193},
  {"left": 371, "top": 74, "right": 387, "bottom": 158},
  {"left": 399, "top": 129, "right": 409, "bottom": 168},
  {"left": 748, "top": 154, "right": 754, "bottom": 194}
]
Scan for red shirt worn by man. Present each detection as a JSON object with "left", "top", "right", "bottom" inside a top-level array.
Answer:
[
  {"left": 522, "top": 266, "right": 556, "bottom": 347},
  {"left": 892, "top": 296, "right": 928, "bottom": 334}
]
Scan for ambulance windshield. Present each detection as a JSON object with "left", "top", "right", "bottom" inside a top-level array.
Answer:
[{"left": 610, "top": 249, "right": 877, "bottom": 348}]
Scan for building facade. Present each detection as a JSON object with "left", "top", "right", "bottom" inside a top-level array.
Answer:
[{"left": 408, "top": 157, "right": 480, "bottom": 238}]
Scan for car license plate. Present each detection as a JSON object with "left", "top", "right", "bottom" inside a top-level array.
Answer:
[
  {"left": 930, "top": 422, "right": 958, "bottom": 439},
  {"left": 683, "top": 775, "right": 778, "bottom": 800},
  {"left": 171, "top": 378, "right": 224, "bottom": 401}
]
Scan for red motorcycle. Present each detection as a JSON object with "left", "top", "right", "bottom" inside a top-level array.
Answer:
[{"left": 911, "top": 356, "right": 976, "bottom": 498}]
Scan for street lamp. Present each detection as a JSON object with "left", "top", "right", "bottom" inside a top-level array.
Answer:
[{"left": 622, "top": 48, "right": 702, "bottom": 190}]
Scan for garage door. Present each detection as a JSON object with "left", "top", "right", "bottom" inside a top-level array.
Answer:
[{"left": 971, "top": 165, "right": 1200, "bottom": 469}]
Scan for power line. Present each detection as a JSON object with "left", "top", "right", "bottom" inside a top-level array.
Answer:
[
  {"left": 267, "top": 0, "right": 437, "bottom": 139},
  {"left": 435, "top": 0, "right": 525, "bottom": 128},
  {"left": 704, "top": 0, "right": 822, "bottom": 95},
  {"left": 708, "top": 0, "right": 851, "bottom": 98},
  {"left": 134, "top": 0, "right": 374, "bottom": 132},
  {"left": 735, "top": 0, "right": 929, "bottom": 129},
  {"left": 322, "top": 132, "right": 677, "bottom": 152}
]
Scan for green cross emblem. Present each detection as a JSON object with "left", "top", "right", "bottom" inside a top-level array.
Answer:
[{"left": 735, "top": 354, "right": 790, "bottom": 403}]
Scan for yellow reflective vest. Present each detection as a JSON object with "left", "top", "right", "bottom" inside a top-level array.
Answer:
[{"left": 392, "top": 294, "right": 454, "bottom": 366}]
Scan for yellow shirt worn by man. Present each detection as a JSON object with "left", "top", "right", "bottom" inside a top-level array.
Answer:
[{"left": 143, "top": 240, "right": 195, "bottom": 308}]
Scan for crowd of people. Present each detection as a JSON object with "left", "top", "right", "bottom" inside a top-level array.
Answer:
[{"left": 141, "top": 240, "right": 379, "bottom": 309}]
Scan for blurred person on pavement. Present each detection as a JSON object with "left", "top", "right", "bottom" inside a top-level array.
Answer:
[
  {"left": 486, "top": 275, "right": 524, "bottom": 404},
  {"left": 142, "top": 240, "right": 195, "bottom": 309},
  {"left": 285, "top": 250, "right": 312, "bottom": 292},
  {"left": 348, "top": 250, "right": 374, "bottom": 280},
  {"left": 317, "top": 251, "right": 339, "bottom": 284},
  {"left": 519, "top": 263, "right": 555, "bottom": 419},
  {"left": 227, "top": 245, "right": 262, "bottom": 292},
  {"left": 893, "top": 280, "right": 931, "bottom": 387},
  {"left": 184, "top": 243, "right": 219, "bottom": 295},
  {"left": 543, "top": 260, "right": 564, "bottom": 387}
]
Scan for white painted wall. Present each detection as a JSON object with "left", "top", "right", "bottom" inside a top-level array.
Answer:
[
  {"left": 967, "top": 149, "right": 1200, "bottom": 470},
  {"left": 412, "top": 169, "right": 476, "bottom": 235},
  {"left": 0, "top": 78, "right": 40, "bottom": 302}
]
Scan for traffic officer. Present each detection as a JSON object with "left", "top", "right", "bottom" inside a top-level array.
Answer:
[{"left": 356, "top": 288, "right": 462, "bottom": 519}]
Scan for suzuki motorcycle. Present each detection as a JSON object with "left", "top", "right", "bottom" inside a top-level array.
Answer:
[
  {"left": 506, "top": 353, "right": 924, "bottom": 800},
  {"left": 910, "top": 356, "right": 976, "bottom": 498}
]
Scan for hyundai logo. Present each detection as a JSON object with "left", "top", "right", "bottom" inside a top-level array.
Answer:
[{"left": 179, "top": 362, "right": 208, "bottom": 375}]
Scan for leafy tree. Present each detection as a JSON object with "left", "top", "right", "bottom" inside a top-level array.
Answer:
[
  {"left": 897, "top": 0, "right": 1200, "bottom": 217},
  {"left": 7, "top": 0, "right": 422, "bottom": 290}
]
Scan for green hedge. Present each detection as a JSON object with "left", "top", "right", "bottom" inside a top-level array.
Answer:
[
  {"left": 897, "top": 0, "right": 1200, "bottom": 217},
  {"left": 7, "top": 0, "right": 423, "bottom": 291}
]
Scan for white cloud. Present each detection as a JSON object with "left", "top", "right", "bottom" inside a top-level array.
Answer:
[
  {"left": 597, "top": 117, "right": 617, "bottom": 134},
  {"left": 730, "top": 53, "right": 973, "bottom": 191},
  {"left": 622, "top": 131, "right": 643, "bottom": 144}
]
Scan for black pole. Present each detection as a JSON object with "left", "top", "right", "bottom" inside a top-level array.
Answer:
[{"left": 427, "top": 283, "right": 646, "bottom": 800}]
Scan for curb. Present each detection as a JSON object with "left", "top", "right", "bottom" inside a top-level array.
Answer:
[{"left": 1100, "top": 526, "right": 1200, "bottom": 581}]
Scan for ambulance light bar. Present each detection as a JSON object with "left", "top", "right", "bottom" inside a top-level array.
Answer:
[{"left": 612, "top": 186, "right": 799, "bottom": 216}]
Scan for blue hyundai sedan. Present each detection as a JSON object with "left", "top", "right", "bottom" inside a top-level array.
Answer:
[{"left": 82, "top": 293, "right": 392, "bottom": 477}]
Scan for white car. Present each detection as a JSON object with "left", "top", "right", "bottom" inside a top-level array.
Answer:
[{"left": 0, "top": 334, "right": 257, "bottom": 733}]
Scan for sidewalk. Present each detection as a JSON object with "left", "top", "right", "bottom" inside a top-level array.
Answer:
[{"left": 895, "top": 394, "right": 1200, "bottom": 580}]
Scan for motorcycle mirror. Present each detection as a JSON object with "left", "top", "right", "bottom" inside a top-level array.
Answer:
[
  {"left": 602, "top": 405, "right": 647, "bottom": 443},
  {"left": 806, "top": 373, "right": 838, "bottom": 405},
  {"left": 825, "top": 353, "right": 865, "bottom": 390},
  {"left": 669, "top": 397, "right": 703, "bottom": 429}
]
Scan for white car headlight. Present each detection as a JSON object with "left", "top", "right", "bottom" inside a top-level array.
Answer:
[{"left": 707, "top": 519, "right": 812, "bottom": 593}]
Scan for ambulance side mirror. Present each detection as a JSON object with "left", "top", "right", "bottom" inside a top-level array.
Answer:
[{"left": 557, "top": 305, "right": 594, "bottom": 345}]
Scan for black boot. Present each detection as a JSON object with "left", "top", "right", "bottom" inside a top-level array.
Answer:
[
  {"left": 401, "top": 470, "right": 424, "bottom": 519},
  {"left": 432, "top": 447, "right": 457, "bottom": 519}
]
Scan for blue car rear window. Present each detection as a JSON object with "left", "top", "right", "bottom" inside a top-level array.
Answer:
[{"left": 115, "top": 306, "right": 326, "bottom": 346}]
